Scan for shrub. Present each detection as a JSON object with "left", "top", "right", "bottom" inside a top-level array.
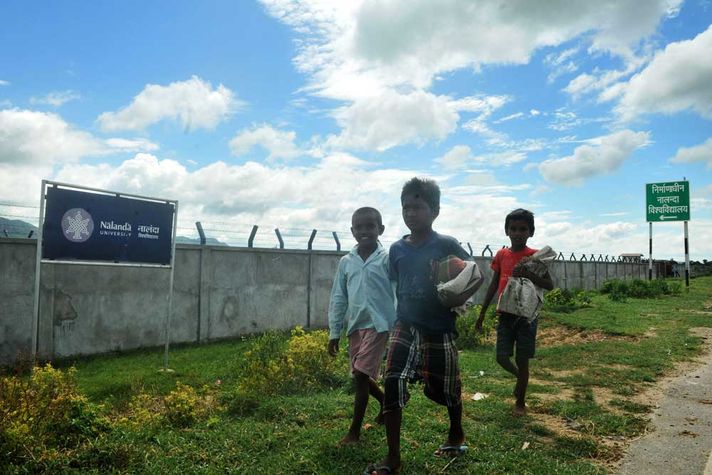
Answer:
[
  {"left": 602, "top": 278, "right": 681, "bottom": 302},
  {"left": 456, "top": 305, "right": 496, "bottom": 349},
  {"left": 237, "top": 327, "right": 348, "bottom": 397},
  {"left": 544, "top": 288, "right": 592, "bottom": 312},
  {"left": 163, "top": 382, "right": 219, "bottom": 428},
  {"left": 0, "top": 364, "right": 105, "bottom": 468}
]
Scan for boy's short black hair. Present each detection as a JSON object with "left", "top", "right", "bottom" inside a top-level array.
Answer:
[
  {"left": 401, "top": 177, "right": 440, "bottom": 212},
  {"left": 505, "top": 208, "right": 535, "bottom": 234},
  {"left": 353, "top": 207, "right": 383, "bottom": 226}
]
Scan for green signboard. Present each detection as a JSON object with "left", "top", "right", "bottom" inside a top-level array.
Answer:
[{"left": 646, "top": 181, "right": 690, "bottom": 222}]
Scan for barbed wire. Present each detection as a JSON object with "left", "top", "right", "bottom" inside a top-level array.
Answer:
[{"left": 0, "top": 205, "right": 651, "bottom": 261}]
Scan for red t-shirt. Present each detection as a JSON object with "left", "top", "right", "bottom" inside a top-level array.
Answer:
[{"left": 491, "top": 246, "right": 537, "bottom": 295}]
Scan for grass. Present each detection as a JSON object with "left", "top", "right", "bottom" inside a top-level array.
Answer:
[{"left": 3, "top": 276, "right": 712, "bottom": 474}]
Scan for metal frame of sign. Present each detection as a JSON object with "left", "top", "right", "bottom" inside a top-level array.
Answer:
[{"left": 31, "top": 180, "right": 179, "bottom": 369}]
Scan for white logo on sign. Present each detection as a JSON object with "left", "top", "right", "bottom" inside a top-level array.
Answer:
[{"left": 62, "top": 208, "right": 94, "bottom": 242}]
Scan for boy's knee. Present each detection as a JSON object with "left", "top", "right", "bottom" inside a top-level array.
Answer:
[{"left": 496, "top": 354, "right": 511, "bottom": 366}]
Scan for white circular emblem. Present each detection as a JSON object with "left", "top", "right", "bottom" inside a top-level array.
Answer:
[{"left": 61, "top": 208, "right": 94, "bottom": 242}]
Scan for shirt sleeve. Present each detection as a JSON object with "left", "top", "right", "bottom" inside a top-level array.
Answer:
[
  {"left": 450, "top": 238, "right": 472, "bottom": 261},
  {"left": 491, "top": 249, "right": 503, "bottom": 272},
  {"left": 327, "top": 257, "right": 348, "bottom": 340},
  {"left": 388, "top": 245, "right": 398, "bottom": 282}
]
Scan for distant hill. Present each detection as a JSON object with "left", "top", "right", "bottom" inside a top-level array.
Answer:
[
  {"left": 175, "top": 236, "right": 227, "bottom": 246},
  {"left": 0, "top": 217, "right": 38, "bottom": 238}
]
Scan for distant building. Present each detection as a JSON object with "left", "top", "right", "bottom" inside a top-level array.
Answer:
[{"left": 619, "top": 253, "right": 643, "bottom": 263}]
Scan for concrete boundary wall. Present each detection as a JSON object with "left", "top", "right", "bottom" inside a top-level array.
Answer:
[{"left": 0, "top": 239, "right": 651, "bottom": 365}]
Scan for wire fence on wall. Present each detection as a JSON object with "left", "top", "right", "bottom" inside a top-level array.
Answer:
[{"left": 0, "top": 202, "right": 653, "bottom": 263}]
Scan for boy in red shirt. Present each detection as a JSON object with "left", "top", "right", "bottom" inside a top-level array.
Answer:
[{"left": 476, "top": 209, "right": 553, "bottom": 416}]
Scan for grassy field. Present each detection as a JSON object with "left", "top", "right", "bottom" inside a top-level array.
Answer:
[{"left": 2, "top": 276, "right": 711, "bottom": 474}]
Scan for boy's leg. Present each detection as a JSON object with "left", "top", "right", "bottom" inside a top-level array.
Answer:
[
  {"left": 344, "top": 330, "right": 389, "bottom": 442},
  {"left": 342, "top": 370, "right": 370, "bottom": 444},
  {"left": 368, "top": 323, "right": 419, "bottom": 473},
  {"left": 512, "top": 318, "right": 538, "bottom": 415},
  {"left": 421, "top": 333, "right": 465, "bottom": 450},
  {"left": 496, "top": 314, "right": 518, "bottom": 377},
  {"left": 369, "top": 378, "right": 385, "bottom": 424}
]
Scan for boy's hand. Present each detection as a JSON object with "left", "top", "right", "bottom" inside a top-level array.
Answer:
[{"left": 327, "top": 339, "right": 339, "bottom": 356}]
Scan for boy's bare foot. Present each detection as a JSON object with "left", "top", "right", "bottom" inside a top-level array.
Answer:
[
  {"left": 512, "top": 404, "right": 527, "bottom": 417},
  {"left": 364, "top": 455, "right": 401, "bottom": 474},
  {"left": 338, "top": 432, "right": 360, "bottom": 446}
]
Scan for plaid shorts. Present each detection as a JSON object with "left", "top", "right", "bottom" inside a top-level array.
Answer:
[{"left": 383, "top": 321, "right": 462, "bottom": 412}]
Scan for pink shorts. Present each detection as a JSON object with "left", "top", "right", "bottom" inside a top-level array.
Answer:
[{"left": 348, "top": 329, "right": 389, "bottom": 380}]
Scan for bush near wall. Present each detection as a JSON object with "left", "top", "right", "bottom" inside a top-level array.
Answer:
[{"left": 601, "top": 278, "right": 681, "bottom": 302}]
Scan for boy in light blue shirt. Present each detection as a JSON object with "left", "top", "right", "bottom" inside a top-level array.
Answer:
[{"left": 328, "top": 207, "right": 397, "bottom": 445}]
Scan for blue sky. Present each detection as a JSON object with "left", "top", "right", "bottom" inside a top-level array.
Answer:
[{"left": 1, "top": 0, "right": 711, "bottom": 260}]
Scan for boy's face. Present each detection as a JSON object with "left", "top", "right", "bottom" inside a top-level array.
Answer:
[
  {"left": 402, "top": 193, "right": 437, "bottom": 233},
  {"left": 506, "top": 219, "right": 533, "bottom": 248},
  {"left": 351, "top": 212, "right": 384, "bottom": 248}
]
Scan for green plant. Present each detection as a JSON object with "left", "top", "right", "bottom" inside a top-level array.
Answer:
[
  {"left": 545, "top": 288, "right": 592, "bottom": 312},
  {"left": 456, "top": 305, "right": 496, "bottom": 349},
  {"left": 237, "top": 327, "right": 348, "bottom": 396},
  {"left": 163, "top": 382, "right": 202, "bottom": 427},
  {"left": 0, "top": 364, "right": 105, "bottom": 468}
]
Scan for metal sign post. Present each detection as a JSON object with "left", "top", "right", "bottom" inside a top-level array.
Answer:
[{"left": 645, "top": 180, "right": 691, "bottom": 289}]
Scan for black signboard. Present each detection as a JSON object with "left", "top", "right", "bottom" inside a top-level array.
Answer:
[{"left": 42, "top": 186, "right": 175, "bottom": 265}]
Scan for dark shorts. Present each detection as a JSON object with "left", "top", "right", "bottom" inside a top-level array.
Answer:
[
  {"left": 496, "top": 313, "right": 538, "bottom": 360},
  {"left": 382, "top": 321, "right": 462, "bottom": 412}
]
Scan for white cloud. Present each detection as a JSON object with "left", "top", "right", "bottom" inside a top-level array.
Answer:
[
  {"left": 0, "top": 80, "right": 9, "bottom": 86},
  {"left": 437, "top": 145, "right": 527, "bottom": 170},
  {"left": 671, "top": 137, "right": 712, "bottom": 168},
  {"left": 494, "top": 112, "right": 524, "bottom": 124},
  {"left": 30, "top": 90, "right": 80, "bottom": 107},
  {"left": 105, "top": 138, "right": 160, "bottom": 153},
  {"left": 614, "top": 24, "right": 712, "bottom": 121},
  {"left": 328, "top": 90, "right": 458, "bottom": 151},
  {"left": 0, "top": 108, "right": 105, "bottom": 165},
  {"left": 262, "top": 0, "right": 681, "bottom": 99},
  {"left": 545, "top": 47, "right": 579, "bottom": 83},
  {"left": 97, "top": 76, "right": 239, "bottom": 132},
  {"left": 538, "top": 130, "right": 650, "bottom": 185},
  {"left": 229, "top": 124, "right": 301, "bottom": 160}
]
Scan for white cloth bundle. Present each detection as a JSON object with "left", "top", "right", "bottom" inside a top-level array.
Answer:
[
  {"left": 436, "top": 260, "right": 483, "bottom": 309},
  {"left": 497, "top": 246, "right": 555, "bottom": 322}
]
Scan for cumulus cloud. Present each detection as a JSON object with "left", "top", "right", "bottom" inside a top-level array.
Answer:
[
  {"left": 229, "top": 124, "right": 301, "bottom": 160},
  {"left": 671, "top": 137, "right": 712, "bottom": 168},
  {"left": 538, "top": 130, "right": 650, "bottom": 185},
  {"left": 30, "top": 90, "right": 81, "bottom": 107},
  {"left": 0, "top": 108, "right": 105, "bottom": 165},
  {"left": 262, "top": 0, "right": 681, "bottom": 98},
  {"left": 328, "top": 90, "right": 458, "bottom": 151},
  {"left": 614, "top": 24, "right": 712, "bottom": 121},
  {"left": 97, "top": 76, "right": 239, "bottom": 132}
]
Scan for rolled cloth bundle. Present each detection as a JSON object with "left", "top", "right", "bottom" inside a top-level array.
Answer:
[
  {"left": 497, "top": 246, "right": 556, "bottom": 322},
  {"left": 436, "top": 260, "right": 483, "bottom": 309}
]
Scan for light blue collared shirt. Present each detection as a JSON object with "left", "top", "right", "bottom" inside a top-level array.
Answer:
[{"left": 328, "top": 243, "right": 397, "bottom": 340}]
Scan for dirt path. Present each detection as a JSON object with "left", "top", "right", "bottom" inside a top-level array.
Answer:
[{"left": 616, "top": 327, "right": 712, "bottom": 475}]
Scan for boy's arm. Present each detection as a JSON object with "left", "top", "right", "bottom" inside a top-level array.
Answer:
[
  {"left": 476, "top": 270, "right": 499, "bottom": 331},
  {"left": 327, "top": 260, "right": 348, "bottom": 355},
  {"left": 513, "top": 265, "right": 554, "bottom": 290}
]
